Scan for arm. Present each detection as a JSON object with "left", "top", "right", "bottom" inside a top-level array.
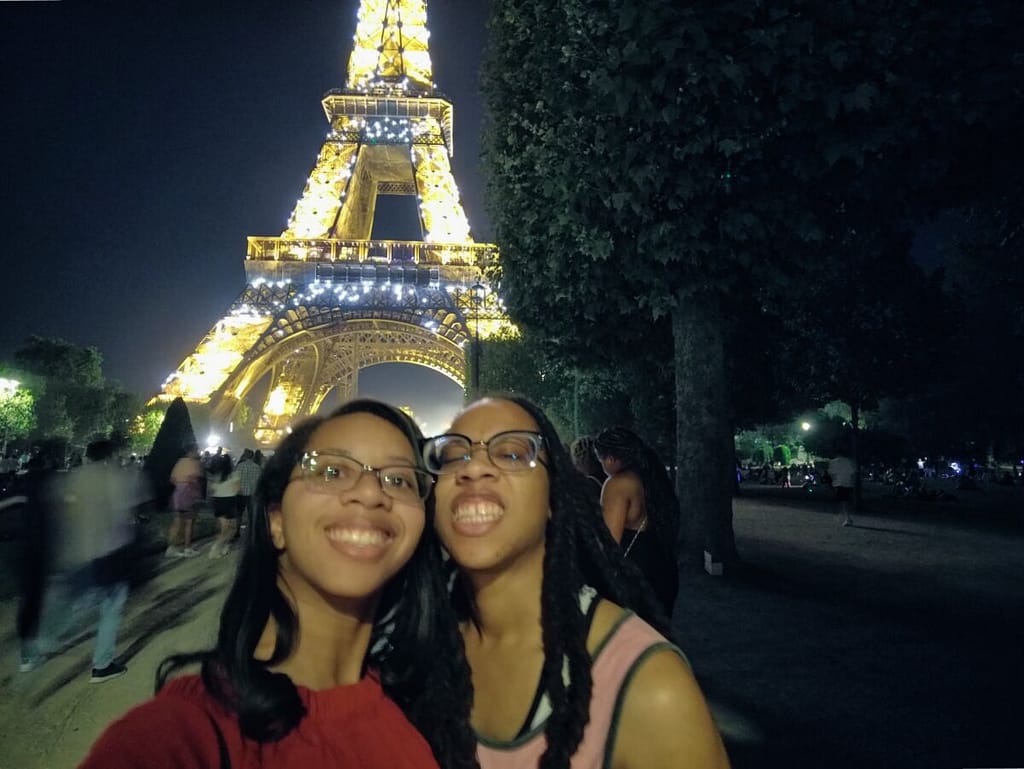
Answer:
[
  {"left": 600, "top": 475, "right": 630, "bottom": 543},
  {"left": 611, "top": 648, "right": 730, "bottom": 769}
]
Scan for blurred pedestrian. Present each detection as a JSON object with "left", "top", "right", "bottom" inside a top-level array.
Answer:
[
  {"left": 829, "top": 453, "right": 856, "bottom": 526},
  {"left": 54, "top": 439, "right": 141, "bottom": 682},
  {"left": 233, "top": 448, "right": 261, "bottom": 535},
  {"left": 5, "top": 451, "right": 60, "bottom": 672},
  {"left": 207, "top": 453, "right": 239, "bottom": 558},
  {"left": 166, "top": 443, "right": 202, "bottom": 557}
]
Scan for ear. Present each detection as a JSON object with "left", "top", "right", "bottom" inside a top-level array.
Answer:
[{"left": 268, "top": 504, "right": 286, "bottom": 550}]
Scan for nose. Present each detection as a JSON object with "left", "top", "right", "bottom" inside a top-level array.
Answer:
[
  {"left": 344, "top": 468, "right": 390, "bottom": 506},
  {"left": 454, "top": 444, "right": 497, "bottom": 482}
]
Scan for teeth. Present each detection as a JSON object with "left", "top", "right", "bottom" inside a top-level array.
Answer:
[
  {"left": 453, "top": 501, "right": 504, "bottom": 524},
  {"left": 326, "top": 527, "right": 388, "bottom": 546}
]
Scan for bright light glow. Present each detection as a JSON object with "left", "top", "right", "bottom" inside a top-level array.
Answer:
[
  {"left": 801, "top": 421, "right": 811, "bottom": 431},
  {"left": 206, "top": 433, "right": 220, "bottom": 449},
  {"left": 0, "top": 378, "right": 20, "bottom": 396}
]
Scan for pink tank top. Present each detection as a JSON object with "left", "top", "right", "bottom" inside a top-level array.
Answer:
[{"left": 476, "top": 612, "right": 680, "bottom": 769}]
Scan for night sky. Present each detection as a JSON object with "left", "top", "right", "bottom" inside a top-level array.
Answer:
[{"left": 1, "top": 0, "right": 490, "bottom": 430}]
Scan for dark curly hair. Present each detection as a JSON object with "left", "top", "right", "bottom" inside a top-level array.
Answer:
[
  {"left": 447, "top": 395, "right": 670, "bottom": 769},
  {"left": 593, "top": 426, "right": 681, "bottom": 560},
  {"left": 157, "top": 399, "right": 478, "bottom": 769}
]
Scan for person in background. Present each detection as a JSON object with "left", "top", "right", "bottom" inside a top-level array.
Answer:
[
  {"left": 207, "top": 453, "right": 240, "bottom": 558},
  {"left": 166, "top": 444, "right": 202, "bottom": 558},
  {"left": 423, "top": 396, "right": 728, "bottom": 769},
  {"left": 829, "top": 453, "right": 856, "bottom": 526},
  {"left": 6, "top": 451, "right": 60, "bottom": 672},
  {"left": 233, "top": 448, "right": 261, "bottom": 536},
  {"left": 79, "top": 399, "right": 477, "bottom": 769},
  {"left": 594, "top": 426, "right": 681, "bottom": 615},
  {"left": 56, "top": 439, "right": 141, "bottom": 682}
]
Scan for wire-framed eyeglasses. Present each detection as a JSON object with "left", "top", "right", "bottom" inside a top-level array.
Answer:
[
  {"left": 422, "top": 431, "right": 546, "bottom": 475},
  {"left": 296, "top": 451, "right": 434, "bottom": 502}
]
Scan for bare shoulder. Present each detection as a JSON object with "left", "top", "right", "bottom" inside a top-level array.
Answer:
[{"left": 611, "top": 647, "right": 730, "bottom": 769}]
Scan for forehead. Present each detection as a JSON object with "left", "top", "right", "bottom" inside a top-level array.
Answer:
[
  {"left": 306, "top": 411, "right": 414, "bottom": 457},
  {"left": 450, "top": 399, "right": 539, "bottom": 439}
]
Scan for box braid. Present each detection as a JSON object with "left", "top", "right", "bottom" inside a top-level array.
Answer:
[
  {"left": 503, "top": 397, "right": 673, "bottom": 769},
  {"left": 594, "top": 426, "right": 682, "bottom": 561}
]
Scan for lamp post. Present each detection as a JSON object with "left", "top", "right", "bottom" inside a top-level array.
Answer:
[{"left": 470, "top": 282, "right": 485, "bottom": 395}]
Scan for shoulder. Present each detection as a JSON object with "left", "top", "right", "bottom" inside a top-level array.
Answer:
[
  {"left": 79, "top": 676, "right": 229, "bottom": 769},
  {"left": 608, "top": 645, "right": 729, "bottom": 769}
]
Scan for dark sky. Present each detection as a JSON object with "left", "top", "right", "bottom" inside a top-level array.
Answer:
[{"left": 0, "top": 0, "right": 490, "bottom": 427}]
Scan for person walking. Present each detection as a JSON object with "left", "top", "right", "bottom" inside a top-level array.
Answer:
[
  {"left": 829, "top": 453, "right": 856, "bottom": 526},
  {"left": 206, "top": 453, "right": 239, "bottom": 558},
  {"left": 56, "top": 439, "right": 141, "bottom": 682},
  {"left": 232, "top": 448, "right": 261, "bottom": 535},
  {"left": 5, "top": 451, "right": 60, "bottom": 672},
  {"left": 166, "top": 444, "right": 202, "bottom": 557}
]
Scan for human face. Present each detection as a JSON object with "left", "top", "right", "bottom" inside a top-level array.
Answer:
[
  {"left": 269, "top": 412, "right": 427, "bottom": 606},
  {"left": 432, "top": 399, "right": 550, "bottom": 577}
]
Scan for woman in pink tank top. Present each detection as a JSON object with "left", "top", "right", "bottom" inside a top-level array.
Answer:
[{"left": 423, "top": 396, "right": 729, "bottom": 769}]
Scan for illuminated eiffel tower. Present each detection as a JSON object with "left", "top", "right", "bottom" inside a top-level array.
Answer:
[{"left": 155, "top": 0, "right": 510, "bottom": 444}]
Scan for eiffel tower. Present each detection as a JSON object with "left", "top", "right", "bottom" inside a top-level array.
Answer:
[{"left": 154, "top": 0, "right": 510, "bottom": 445}]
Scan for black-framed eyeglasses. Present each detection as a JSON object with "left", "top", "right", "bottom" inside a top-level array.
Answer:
[
  {"left": 295, "top": 451, "right": 434, "bottom": 502},
  {"left": 422, "top": 431, "right": 546, "bottom": 475}
]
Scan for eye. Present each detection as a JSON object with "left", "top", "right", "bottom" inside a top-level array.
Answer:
[
  {"left": 438, "top": 440, "right": 471, "bottom": 466},
  {"left": 493, "top": 436, "right": 534, "bottom": 463},
  {"left": 383, "top": 468, "right": 416, "bottom": 489}
]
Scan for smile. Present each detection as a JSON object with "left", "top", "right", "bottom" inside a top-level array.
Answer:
[
  {"left": 325, "top": 526, "right": 391, "bottom": 546},
  {"left": 453, "top": 500, "right": 504, "bottom": 524}
]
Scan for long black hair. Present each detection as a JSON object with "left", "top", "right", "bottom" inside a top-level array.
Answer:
[
  {"left": 448, "top": 395, "right": 670, "bottom": 769},
  {"left": 594, "top": 426, "right": 681, "bottom": 558},
  {"left": 157, "top": 399, "right": 478, "bottom": 769}
]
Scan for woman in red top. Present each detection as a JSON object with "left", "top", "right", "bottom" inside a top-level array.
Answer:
[{"left": 80, "top": 400, "right": 477, "bottom": 769}]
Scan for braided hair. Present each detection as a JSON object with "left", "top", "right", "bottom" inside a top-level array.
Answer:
[
  {"left": 449, "top": 395, "right": 670, "bottom": 769},
  {"left": 158, "top": 400, "right": 478, "bottom": 769},
  {"left": 593, "top": 426, "right": 681, "bottom": 559}
]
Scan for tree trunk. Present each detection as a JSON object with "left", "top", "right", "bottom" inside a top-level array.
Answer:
[
  {"left": 672, "top": 290, "right": 738, "bottom": 569},
  {"left": 850, "top": 400, "right": 863, "bottom": 512}
]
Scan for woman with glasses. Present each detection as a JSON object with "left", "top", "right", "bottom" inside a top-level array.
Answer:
[
  {"left": 80, "top": 399, "right": 477, "bottom": 769},
  {"left": 593, "top": 426, "right": 681, "bottom": 616},
  {"left": 423, "top": 396, "right": 728, "bottom": 769}
]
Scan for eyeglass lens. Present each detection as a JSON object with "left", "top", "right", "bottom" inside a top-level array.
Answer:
[
  {"left": 301, "top": 453, "right": 430, "bottom": 501},
  {"left": 426, "top": 431, "right": 541, "bottom": 473}
]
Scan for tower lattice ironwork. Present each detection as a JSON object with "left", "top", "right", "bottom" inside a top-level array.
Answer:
[{"left": 154, "top": 0, "right": 511, "bottom": 444}]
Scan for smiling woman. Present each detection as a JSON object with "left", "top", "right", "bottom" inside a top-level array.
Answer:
[
  {"left": 425, "top": 396, "right": 729, "bottom": 769},
  {"left": 78, "top": 399, "right": 478, "bottom": 769}
]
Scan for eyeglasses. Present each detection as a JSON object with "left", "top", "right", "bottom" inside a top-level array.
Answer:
[
  {"left": 296, "top": 451, "right": 433, "bottom": 502},
  {"left": 422, "top": 431, "right": 546, "bottom": 475}
]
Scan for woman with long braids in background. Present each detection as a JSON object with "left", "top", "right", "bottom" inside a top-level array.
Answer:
[
  {"left": 423, "top": 396, "right": 728, "bottom": 769},
  {"left": 80, "top": 400, "right": 478, "bottom": 769},
  {"left": 594, "top": 427, "right": 681, "bottom": 616}
]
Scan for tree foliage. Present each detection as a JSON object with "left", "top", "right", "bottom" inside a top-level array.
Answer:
[
  {"left": 143, "top": 397, "right": 197, "bottom": 507},
  {"left": 482, "top": 0, "right": 1021, "bottom": 563}
]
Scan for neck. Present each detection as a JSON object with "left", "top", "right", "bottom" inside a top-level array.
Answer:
[
  {"left": 463, "top": 546, "right": 545, "bottom": 646},
  {"left": 260, "top": 575, "right": 379, "bottom": 690}
]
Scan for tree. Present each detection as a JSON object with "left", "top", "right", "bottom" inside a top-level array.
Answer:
[
  {"left": 0, "top": 380, "right": 35, "bottom": 455},
  {"left": 482, "top": 0, "right": 1018, "bottom": 564},
  {"left": 143, "top": 397, "right": 196, "bottom": 507}
]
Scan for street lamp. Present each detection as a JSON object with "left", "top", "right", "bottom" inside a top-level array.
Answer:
[{"left": 470, "top": 282, "right": 486, "bottom": 395}]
